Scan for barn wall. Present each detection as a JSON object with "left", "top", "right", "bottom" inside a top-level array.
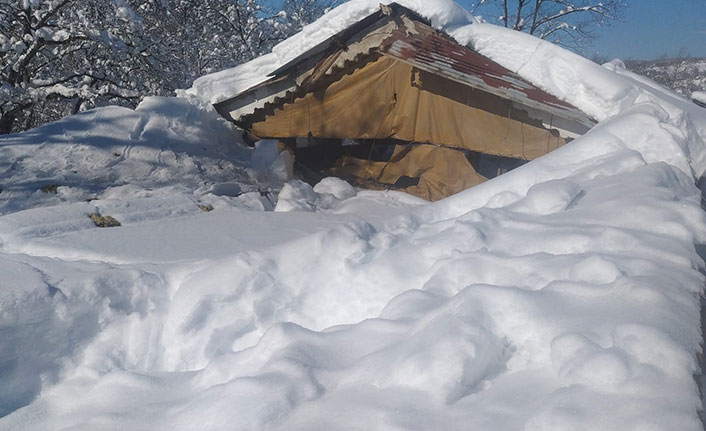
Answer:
[{"left": 249, "top": 55, "right": 566, "bottom": 160}]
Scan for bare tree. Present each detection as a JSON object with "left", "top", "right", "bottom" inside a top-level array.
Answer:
[
  {"left": 282, "top": 0, "right": 341, "bottom": 32},
  {"left": 470, "top": 0, "right": 626, "bottom": 49}
]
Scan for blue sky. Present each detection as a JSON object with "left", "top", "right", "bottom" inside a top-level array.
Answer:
[
  {"left": 590, "top": 0, "right": 706, "bottom": 60},
  {"left": 456, "top": 0, "right": 706, "bottom": 60},
  {"left": 275, "top": 0, "right": 704, "bottom": 60}
]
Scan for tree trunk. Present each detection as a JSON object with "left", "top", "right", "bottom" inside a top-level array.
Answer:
[
  {"left": 0, "top": 113, "right": 17, "bottom": 135},
  {"left": 503, "top": 0, "right": 509, "bottom": 27},
  {"left": 73, "top": 98, "right": 84, "bottom": 115}
]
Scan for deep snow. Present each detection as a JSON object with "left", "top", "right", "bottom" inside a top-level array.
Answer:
[{"left": 2, "top": 0, "right": 706, "bottom": 430}]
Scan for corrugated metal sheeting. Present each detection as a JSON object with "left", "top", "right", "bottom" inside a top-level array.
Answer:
[{"left": 215, "top": 3, "right": 594, "bottom": 130}]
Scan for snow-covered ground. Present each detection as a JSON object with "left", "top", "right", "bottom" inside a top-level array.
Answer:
[{"left": 2, "top": 1, "right": 706, "bottom": 430}]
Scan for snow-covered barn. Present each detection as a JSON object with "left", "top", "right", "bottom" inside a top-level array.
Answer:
[{"left": 214, "top": 3, "right": 595, "bottom": 200}]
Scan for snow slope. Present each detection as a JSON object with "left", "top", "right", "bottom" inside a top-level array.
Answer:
[{"left": 2, "top": 1, "right": 706, "bottom": 430}]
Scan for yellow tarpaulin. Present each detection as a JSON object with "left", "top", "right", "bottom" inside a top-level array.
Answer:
[
  {"left": 331, "top": 144, "right": 487, "bottom": 201},
  {"left": 249, "top": 55, "right": 565, "bottom": 160}
]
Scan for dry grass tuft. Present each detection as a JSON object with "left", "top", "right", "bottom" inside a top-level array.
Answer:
[
  {"left": 89, "top": 213, "right": 121, "bottom": 228},
  {"left": 41, "top": 184, "right": 60, "bottom": 194}
]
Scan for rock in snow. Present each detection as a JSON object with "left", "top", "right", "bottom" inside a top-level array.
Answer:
[{"left": 2, "top": 0, "right": 706, "bottom": 430}]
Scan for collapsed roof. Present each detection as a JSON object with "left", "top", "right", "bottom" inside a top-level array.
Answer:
[{"left": 214, "top": 3, "right": 596, "bottom": 200}]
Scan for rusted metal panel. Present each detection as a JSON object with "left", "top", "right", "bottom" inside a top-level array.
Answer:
[
  {"left": 215, "top": 2, "right": 595, "bottom": 129},
  {"left": 379, "top": 17, "right": 592, "bottom": 126}
]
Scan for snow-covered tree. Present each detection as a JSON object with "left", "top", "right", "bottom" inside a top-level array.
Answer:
[
  {"left": 137, "top": 0, "right": 291, "bottom": 84},
  {"left": 0, "top": 0, "right": 171, "bottom": 133},
  {"left": 0, "top": 0, "right": 294, "bottom": 134},
  {"left": 470, "top": 0, "right": 626, "bottom": 49},
  {"left": 282, "top": 0, "right": 340, "bottom": 32}
]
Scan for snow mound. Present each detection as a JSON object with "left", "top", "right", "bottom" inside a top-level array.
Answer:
[
  {"left": 694, "top": 91, "right": 706, "bottom": 106},
  {"left": 0, "top": 97, "right": 293, "bottom": 216}
]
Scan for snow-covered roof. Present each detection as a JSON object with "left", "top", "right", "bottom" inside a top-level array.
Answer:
[
  {"left": 183, "top": 0, "right": 699, "bottom": 129},
  {"left": 212, "top": 3, "right": 594, "bottom": 130}
]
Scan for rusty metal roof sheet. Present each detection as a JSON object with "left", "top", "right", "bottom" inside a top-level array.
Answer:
[
  {"left": 378, "top": 17, "right": 591, "bottom": 125},
  {"left": 215, "top": 3, "right": 594, "bottom": 128}
]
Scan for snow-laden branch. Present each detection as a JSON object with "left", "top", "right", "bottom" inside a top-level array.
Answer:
[
  {"left": 532, "top": 2, "right": 618, "bottom": 30},
  {"left": 479, "top": 0, "right": 625, "bottom": 49}
]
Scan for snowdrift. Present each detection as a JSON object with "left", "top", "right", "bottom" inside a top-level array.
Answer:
[{"left": 1, "top": 1, "right": 706, "bottom": 430}]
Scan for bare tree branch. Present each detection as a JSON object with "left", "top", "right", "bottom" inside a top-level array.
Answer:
[{"left": 477, "top": 0, "right": 625, "bottom": 49}]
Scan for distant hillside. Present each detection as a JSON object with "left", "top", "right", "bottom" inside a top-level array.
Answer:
[{"left": 625, "top": 58, "right": 706, "bottom": 98}]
